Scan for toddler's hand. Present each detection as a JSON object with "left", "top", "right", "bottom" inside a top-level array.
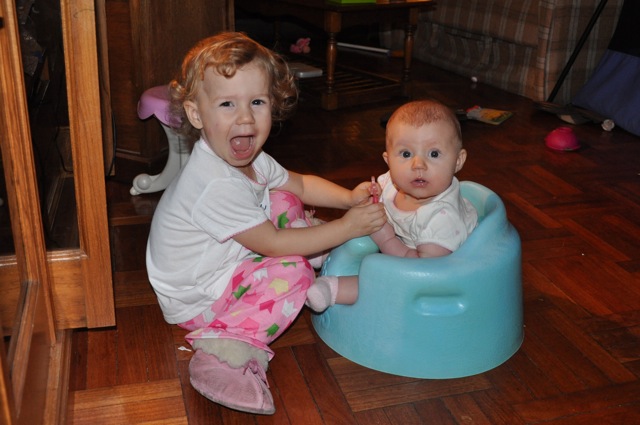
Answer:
[
  {"left": 342, "top": 201, "right": 387, "bottom": 238},
  {"left": 351, "top": 180, "right": 382, "bottom": 206}
]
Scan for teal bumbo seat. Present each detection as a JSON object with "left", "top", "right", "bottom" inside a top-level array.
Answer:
[{"left": 312, "top": 181, "right": 523, "bottom": 379}]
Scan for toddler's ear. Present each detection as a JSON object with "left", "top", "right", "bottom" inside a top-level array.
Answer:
[{"left": 183, "top": 101, "right": 203, "bottom": 129}]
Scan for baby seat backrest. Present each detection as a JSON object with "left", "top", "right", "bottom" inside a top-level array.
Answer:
[
  {"left": 455, "top": 181, "right": 504, "bottom": 256},
  {"left": 460, "top": 180, "right": 494, "bottom": 222}
]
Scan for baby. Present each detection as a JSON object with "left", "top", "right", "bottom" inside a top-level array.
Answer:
[{"left": 307, "top": 99, "right": 478, "bottom": 311}]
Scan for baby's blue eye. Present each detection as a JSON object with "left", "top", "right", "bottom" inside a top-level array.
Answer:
[
  {"left": 220, "top": 101, "right": 232, "bottom": 107},
  {"left": 252, "top": 99, "right": 266, "bottom": 105},
  {"left": 429, "top": 150, "right": 441, "bottom": 158},
  {"left": 401, "top": 150, "right": 412, "bottom": 158}
]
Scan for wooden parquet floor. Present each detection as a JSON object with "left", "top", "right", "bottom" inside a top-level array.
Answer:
[{"left": 68, "top": 50, "right": 640, "bottom": 424}]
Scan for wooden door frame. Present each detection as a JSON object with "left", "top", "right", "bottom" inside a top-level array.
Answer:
[
  {"left": 0, "top": 0, "right": 56, "bottom": 421},
  {"left": 0, "top": 0, "right": 115, "bottom": 331}
]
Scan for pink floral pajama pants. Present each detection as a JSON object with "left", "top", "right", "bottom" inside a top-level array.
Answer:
[{"left": 178, "top": 191, "right": 315, "bottom": 359}]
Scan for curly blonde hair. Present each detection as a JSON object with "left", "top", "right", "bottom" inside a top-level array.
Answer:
[{"left": 169, "top": 32, "right": 298, "bottom": 142}]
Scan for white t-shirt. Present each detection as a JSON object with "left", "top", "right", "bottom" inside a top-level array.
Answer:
[
  {"left": 146, "top": 139, "right": 289, "bottom": 323},
  {"left": 378, "top": 172, "right": 478, "bottom": 252}
]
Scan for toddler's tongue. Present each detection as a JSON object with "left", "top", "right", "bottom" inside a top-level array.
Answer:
[{"left": 231, "top": 136, "right": 252, "bottom": 153}]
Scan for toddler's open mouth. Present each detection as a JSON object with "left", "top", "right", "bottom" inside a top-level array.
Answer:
[{"left": 231, "top": 135, "right": 253, "bottom": 159}]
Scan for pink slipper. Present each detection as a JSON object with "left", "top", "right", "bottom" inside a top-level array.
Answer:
[{"left": 188, "top": 350, "right": 275, "bottom": 415}]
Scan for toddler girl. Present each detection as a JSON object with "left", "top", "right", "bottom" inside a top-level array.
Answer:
[{"left": 146, "top": 32, "right": 385, "bottom": 415}]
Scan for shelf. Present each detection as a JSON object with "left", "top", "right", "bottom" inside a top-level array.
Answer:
[{"left": 290, "top": 56, "right": 406, "bottom": 109}]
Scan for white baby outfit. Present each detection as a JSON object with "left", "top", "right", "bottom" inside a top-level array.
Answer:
[{"left": 378, "top": 172, "right": 478, "bottom": 252}]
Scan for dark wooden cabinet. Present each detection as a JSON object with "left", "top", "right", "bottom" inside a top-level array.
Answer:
[{"left": 102, "top": 0, "right": 234, "bottom": 181}]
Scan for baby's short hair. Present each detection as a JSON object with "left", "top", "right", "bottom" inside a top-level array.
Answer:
[
  {"left": 169, "top": 32, "right": 298, "bottom": 142},
  {"left": 387, "top": 99, "right": 462, "bottom": 149}
]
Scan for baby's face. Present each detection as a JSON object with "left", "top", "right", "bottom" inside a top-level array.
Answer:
[
  {"left": 183, "top": 60, "right": 272, "bottom": 176},
  {"left": 383, "top": 120, "right": 466, "bottom": 205}
]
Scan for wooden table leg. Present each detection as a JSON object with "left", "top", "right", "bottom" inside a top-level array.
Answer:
[
  {"left": 322, "top": 11, "right": 341, "bottom": 110},
  {"left": 326, "top": 31, "right": 337, "bottom": 94},
  {"left": 402, "top": 8, "right": 420, "bottom": 97},
  {"left": 403, "top": 23, "right": 414, "bottom": 84},
  {"left": 273, "top": 19, "right": 282, "bottom": 52}
]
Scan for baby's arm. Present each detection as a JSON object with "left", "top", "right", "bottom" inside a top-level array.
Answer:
[
  {"left": 370, "top": 223, "right": 419, "bottom": 257},
  {"left": 371, "top": 224, "right": 452, "bottom": 258},
  {"left": 416, "top": 243, "right": 452, "bottom": 258}
]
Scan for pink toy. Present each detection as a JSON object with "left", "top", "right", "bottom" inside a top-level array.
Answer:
[
  {"left": 131, "top": 85, "right": 190, "bottom": 196},
  {"left": 137, "top": 85, "right": 181, "bottom": 128},
  {"left": 290, "top": 38, "right": 311, "bottom": 54},
  {"left": 370, "top": 176, "right": 379, "bottom": 203},
  {"left": 545, "top": 126, "right": 580, "bottom": 151}
]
